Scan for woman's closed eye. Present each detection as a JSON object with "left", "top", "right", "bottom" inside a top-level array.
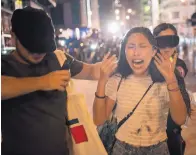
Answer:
[
  {"left": 140, "top": 45, "right": 147, "bottom": 48},
  {"left": 127, "top": 44, "right": 147, "bottom": 49},
  {"left": 128, "top": 46, "right": 135, "bottom": 49}
]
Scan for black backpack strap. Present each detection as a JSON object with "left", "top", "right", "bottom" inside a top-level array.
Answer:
[{"left": 117, "top": 82, "right": 154, "bottom": 129}]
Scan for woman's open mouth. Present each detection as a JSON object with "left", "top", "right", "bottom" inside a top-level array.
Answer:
[{"left": 132, "top": 59, "right": 144, "bottom": 68}]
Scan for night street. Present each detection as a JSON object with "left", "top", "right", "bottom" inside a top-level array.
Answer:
[{"left": 1, "top": 0, "right": 196, "bottom": 154}]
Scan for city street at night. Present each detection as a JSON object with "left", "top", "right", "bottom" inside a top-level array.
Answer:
[{"left": 1, "top": 0, "right": 196, "bottom": 155}]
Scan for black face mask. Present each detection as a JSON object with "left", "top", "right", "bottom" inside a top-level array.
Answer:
[{"left": 156, "top": 35, "right": 179, "bottom": 48}]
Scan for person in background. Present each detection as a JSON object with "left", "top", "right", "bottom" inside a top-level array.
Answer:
[
  {"left": 93, "top": 27, "right": 188, "bottom": 155},
  {"left": 153, "top": 23, "right": 191, "bottom": 155},
  {"left": 153, "top": 23, "right": 188, "bottom": 78},
  {"left": 1, "top": 7, "right": 115, "bottom": 155}
]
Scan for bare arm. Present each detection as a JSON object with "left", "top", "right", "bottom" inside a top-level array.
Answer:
[
  {"left": 1, "top": 70, "right": 70, "bottom": 100},
  {"left": 73, "top": 62, "right": 101, "bottom": 80},
  {"left": 166, "top": 76, "right": 187, "bottom": 125},
  {"left": 1, "top": 76, "right": 42, "bottom": 100},
  {"left": 93, "top": 53, "right": 117, "bottom": 125},
  {"left": 93, "top": 79, "right": 115, "bottom": 125},
  {"left": 154, "top": 52, "right": 187, "bottom": 125}
]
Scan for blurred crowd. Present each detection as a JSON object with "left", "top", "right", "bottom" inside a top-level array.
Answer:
[
  {"left": 57, "top": 36, "right": 121, "bottom": 64},
  {"left": 57, "top": 34, "right": 193, "bottom": 65}
]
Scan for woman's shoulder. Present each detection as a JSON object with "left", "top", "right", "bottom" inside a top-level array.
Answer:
[
  {"left": 107, "top": 74, "right": 122, "bottom": 88},
  {"left": 109, "top": 73, "right": 122, "bottom": 81}
]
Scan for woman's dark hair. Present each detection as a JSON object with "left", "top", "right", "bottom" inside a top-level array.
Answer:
[
  {"left": 116, "top": 27, "right": 164, "bottom": 82},
  {"left": 153, "top": 23, "right": 177, "bottom": 36},
  {"left": 116, "top": 27, "right": 191, "bottom": 116}
]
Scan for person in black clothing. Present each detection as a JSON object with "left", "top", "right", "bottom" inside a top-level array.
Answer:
[
  {"left": 153, "top": 23, "right": 191, "bottom": 155},
  {"left": 1, "top": 7, "right": 116, "bottom": 155},
  {"left": 153, "top": 23, "right": 188, "bottom": 78}
]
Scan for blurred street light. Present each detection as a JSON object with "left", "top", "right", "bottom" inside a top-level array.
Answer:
[
  {"left": 108, "top": 22, "right": 119, "bottom": 34},
  {"left": 58, "top": 40, "right": 65, "bottom": 46},
  {"left": 75, "top": 28, "right": 80, "bottom": 40},
  {"left": 127, "top": 9, "right": 132, "bottom": 13},
  {"left": 115, "top": 0, "right": 120, "bottom": 4},
  {"left": 126, "top": 15, "right": 130, "bottom": 20},
  {"left": 100, "top": 43, "right": 104, "bottom": 47},
  {"left": 180, "top": 0, "right": 186, "bottom": 2},
  {"left": 144, "top": 6, "right": 151, "bottom": 12},
  {"left": 59, "top": 28, "right": 63, "bottom": 32},
  {"left": 115, "top": 9, "right": 120, "bottom": 15},
  {"left": 116, "top": 16, "right": 120, "bottom": 20},
  {"left": 2, "top": 51, "right": 7, "bottom": 54},
  {"left": 15, "top": 0, "right": 23, "bottom": 9},
  {"left": 80, "top": 43, "right": 84, "bottom": 47},
  {"left": 91, "top": 43, "right": 97, "bottom": 50}
]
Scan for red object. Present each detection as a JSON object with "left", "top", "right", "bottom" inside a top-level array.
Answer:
[{"left": 70, "top": 125, "right": 88, "bottom": 144}]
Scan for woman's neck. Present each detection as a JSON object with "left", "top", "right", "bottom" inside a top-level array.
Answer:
[{"left": 133, "top": 71, "right": 149, "bottom": 78}]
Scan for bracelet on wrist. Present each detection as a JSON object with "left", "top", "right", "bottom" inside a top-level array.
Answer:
[
  {"left": 167, "top": 87, "right": 180, "bottom": 92},
  {"left": 166, "top": 80, "right": 177, "bottom": 87},
  {"left": 95, "top": 92, "right": 106, "bottom": 99}
]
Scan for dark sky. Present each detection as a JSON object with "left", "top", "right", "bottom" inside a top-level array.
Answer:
[
  {"left": 98, "top": 0, "right": 141, "bottom": 28},
  {"left": 122, "top": 0, "right": 142, "bottom": 26},
  {"left": 50, "top": 0, "right": 142, "bottom": 29}
]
